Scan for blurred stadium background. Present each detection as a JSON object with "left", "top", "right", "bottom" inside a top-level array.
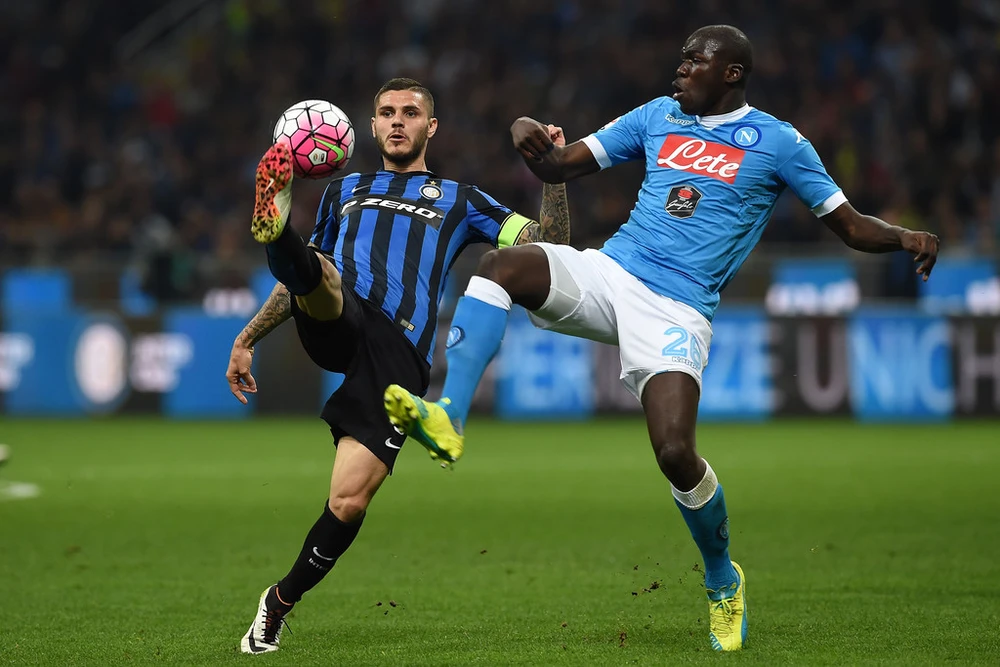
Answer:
[
  {"left": 1, "top": 1, "right": 999, "bottom": 664},
  {"left": 1, "top": 0, "right": 999, "bottom": 419}
]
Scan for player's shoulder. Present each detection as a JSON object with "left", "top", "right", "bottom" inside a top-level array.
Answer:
[
  {"left": 633, "top": 95, "right": 681, "bottom": 122},
  {"left": 419, "top": 177, "right": 494, "bottom": 207},
  {"left": 320, "top": 172, "right": 355, "bottom": 197},
  {"left": 646, "top": 95, "right": 679, "bottom": 112},
  {"left": 452, "top": 179, "right": 491, "bottom": 197},
  {"left": 743, "top": 108, "right": 811, "bottom": 149},
  {"left": 434, "top": 175, "right": 463, "bottom": 190},
  {"left": 329, "top": 171, "right": 366, "bottom": 187},
  {"left": 600, "top": 96, "right": 679, "bottom": 130}
]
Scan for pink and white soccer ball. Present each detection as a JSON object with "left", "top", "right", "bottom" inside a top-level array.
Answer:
[{"left": 272, "top": 100, "right": 355, "bottom": 179}]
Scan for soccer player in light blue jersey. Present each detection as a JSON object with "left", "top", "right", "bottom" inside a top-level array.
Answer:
[{"left": 384, "top": 26, "right": 939, "bottom": 651}]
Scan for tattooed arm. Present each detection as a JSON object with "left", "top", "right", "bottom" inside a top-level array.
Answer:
[
  {"left": 236, "top": 282, "right": 292, "bottom": 347},
  {"left": 226, "top": 282, "right": 292, "bottom": 403},
  {"left": 515, "top": 125, "right": 570, "bottom": 246}
]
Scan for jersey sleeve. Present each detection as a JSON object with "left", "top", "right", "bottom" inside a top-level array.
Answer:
[
  {"left": 775, "top": 133, "right": 847, "bottom": 217},
  {"left": 581, "top": 102, "right": 650, "bottom": 170},
  {"left": 309, "top": 180, "right": 343, "bottom": 251},
  {"left": 465, "top": 186, "right": 535, "bottom": 248}
]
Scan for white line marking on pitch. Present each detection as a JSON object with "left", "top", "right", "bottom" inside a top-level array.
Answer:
[{"left": 0, "top": 481, "right": 41, "bottom": 502}]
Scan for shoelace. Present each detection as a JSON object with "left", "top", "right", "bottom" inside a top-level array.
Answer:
[
  {"left": 709, "top": 598, "right": 735, "bottom": 637},
  {"left": 261, "top": 608, "right": 292, "bottom": 644}
]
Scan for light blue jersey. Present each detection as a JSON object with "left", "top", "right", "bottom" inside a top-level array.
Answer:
[{"left": 582, "top": 96, "right": 845, "bottom": 321}]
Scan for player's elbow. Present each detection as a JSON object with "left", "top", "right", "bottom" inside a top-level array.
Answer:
[
  {"left": 533, "top": 156, "right": 570, "bottom": 184},
  {"left": 826, "top": 213, "right": 862, "bottom": 248},
  {"left": 538, "top": 170, "right": 567, "bottom": 184},
  {"left": 542, "top": 161, "right": 587, "bottom": 184},
  {"left": 836, "top": 224, "right": 860, "bottom": 248}
]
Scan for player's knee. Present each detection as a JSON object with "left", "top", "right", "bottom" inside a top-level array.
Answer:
[
  {"left": 475, "top": 247, "right": 549, "bottom": 309},
  {"left": 327, "top": 494, "right": 369, "bottom": 523},
  {"left": 651, "top": 429, "right": 696, "bottom": 476},
  {"left": 316, "top": 252, "right": 342, "bottom": 290},
  {"left": 475, "top": 249, "right": 511, "bottom": 284}
]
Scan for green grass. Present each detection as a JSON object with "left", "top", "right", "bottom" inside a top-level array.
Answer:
[{"left": 1, "top": 418, "right": 998, "bottom": 665}]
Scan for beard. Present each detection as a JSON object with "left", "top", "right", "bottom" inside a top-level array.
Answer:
[{"left": 377, "top": 127, "right": 429, "bottom": 166}]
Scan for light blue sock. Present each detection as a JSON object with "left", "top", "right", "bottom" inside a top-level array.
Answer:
[
  {"left": 673, "top": 461, "right": 739, "bottom": 596},
  {"left": 440, "top": 278, "right": 512, "bottom": 425}
]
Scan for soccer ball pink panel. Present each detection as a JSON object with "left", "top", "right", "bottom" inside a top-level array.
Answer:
[{"left": 272, "top": 100, "right": 355, "bottom": 179}]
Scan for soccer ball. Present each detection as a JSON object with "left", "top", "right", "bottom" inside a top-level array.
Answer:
[{"left": 272, "top": 100, "right": 355, "bottom": 179}]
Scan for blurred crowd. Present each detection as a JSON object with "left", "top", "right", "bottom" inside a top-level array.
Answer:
[{"left": 2, "top": 0, "right": 1000, "bottom": 299}]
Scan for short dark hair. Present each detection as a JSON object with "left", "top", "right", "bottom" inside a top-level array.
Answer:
[
  {"left": 373, "top": 78, "right": 435, "bottom": 116},
  {"left": 691, "top": 25, "right": 754, "bottom": 87}
]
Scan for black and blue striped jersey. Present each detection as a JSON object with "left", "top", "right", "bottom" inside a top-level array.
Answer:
[{"left": 309, "top": 170, "right": 533, "bottom": 365}]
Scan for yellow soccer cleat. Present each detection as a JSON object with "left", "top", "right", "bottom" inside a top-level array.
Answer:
[
  {"left": 708, "top": 561, "right": 748, "bottom": 651},
  {"left": 383, "top": 385, "right": 464, "bottom": 466}
]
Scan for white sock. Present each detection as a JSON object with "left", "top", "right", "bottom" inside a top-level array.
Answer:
[
  {"left": 671, "top": 459, "right": 719, "bottom": 510},
  {"left": 465, "top": 276, "right": 512, "bottom": 311}
]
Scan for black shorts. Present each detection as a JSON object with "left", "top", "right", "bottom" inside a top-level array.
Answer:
[{"left": 291, "top": 287, "right": 430, "bottom": 470}]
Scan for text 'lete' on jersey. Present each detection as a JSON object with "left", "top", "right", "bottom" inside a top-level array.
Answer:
[
  {"left": 310, "top": 171, "right": 532, "bottom": 364},
  {"left": 582, "top": 97, "right": 846, "bottom": 321}
]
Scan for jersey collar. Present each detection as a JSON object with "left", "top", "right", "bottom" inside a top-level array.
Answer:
[
  {"left": 696, "top": 104, "right": 753, "bottom": 130},
  {"left": 379, "top": 169, "right": 440, "bottom": 178}
]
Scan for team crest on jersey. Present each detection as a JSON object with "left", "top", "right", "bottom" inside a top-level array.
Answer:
[
  {"left": 419, "top": 183, "right": 443, "bottom": 200},
  {"left": 446, "top": 326, "right": 464, "bottom": 348},
  {"left": 731, "top": 124, "right": 762, "bottom": 148},
  {"left": 665, "top": 184, "right": 703, "bottom": 218}
]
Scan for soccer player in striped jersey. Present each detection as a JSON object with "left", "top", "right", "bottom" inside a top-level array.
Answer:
[{"left": 226, "top": 78, "right": 571, "bottom": 654}]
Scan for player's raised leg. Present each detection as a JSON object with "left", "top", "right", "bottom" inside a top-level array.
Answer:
[
  {"left": 252, "top": 142, "right": 345, "bottom": 320},
  {"left": 642, "top": 372, "right": 746, "bottom": 651},
  {"left": 384, "top": 245, "right": 551, "bottom": 463},
  {"left": 241, "top": 437, "right": 387, "bottom": 654}
]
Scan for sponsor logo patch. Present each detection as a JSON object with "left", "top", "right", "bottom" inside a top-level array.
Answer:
[
  {"left": 341, "top": 195, "right": 445, "bottom": 228},
  {"left": 665, "top": 184, "right": 703, "bottom": 219},
  {"left": 656, "top": 135, "right": 746, "bottom": 183}
]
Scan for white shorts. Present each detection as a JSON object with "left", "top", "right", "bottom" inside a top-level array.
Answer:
[{"left": 527, "top": 244, "right": 713, "bottom": 401}]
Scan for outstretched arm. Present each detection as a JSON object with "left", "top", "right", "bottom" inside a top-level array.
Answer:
[
  {"left": 236, "top": 282, "right": 292, "bottom": 347},
  {"left": 516, "top": 125, "right": 571, "bottom": 245},
  {"left": 511, "top": 117, "right": 600, "bottom": 184},
  {"left": 822, "top": 202, "right": 940, "bottom": 280},
  {"left": 226, "top": 281, "right": 292, "bottom": 403}
]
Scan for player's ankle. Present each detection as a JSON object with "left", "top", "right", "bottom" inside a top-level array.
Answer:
[
  {"left": 704, "top": 561, "right": 739, "bottom": 595},
  {"left": 271, "top": 586, "right": 295, "bottom": 610},
  {"left": 438, "top": 397, "right": 461, "bottom": 423}
]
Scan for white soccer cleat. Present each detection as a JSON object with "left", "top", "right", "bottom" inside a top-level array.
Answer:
[{"left": 240, "top": 586, "right": 291, "bottom": 654}]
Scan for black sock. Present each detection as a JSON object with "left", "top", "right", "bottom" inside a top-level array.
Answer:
[
  {"left": 265, "top": 224, "right": 323, "bottom": 296},
  {"left": 275, "top": 502, "right": 364, "bottom": 604}
]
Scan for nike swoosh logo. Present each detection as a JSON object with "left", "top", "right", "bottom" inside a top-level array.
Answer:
[
  {"left": 312, "top": 547, "right": 335, "bottom": 561},
  {"left": 384, "top": 438, "right": 402, "bottom": 450},
  {"left": 314, "top": 137, "right": 346, "bottom": 160}
]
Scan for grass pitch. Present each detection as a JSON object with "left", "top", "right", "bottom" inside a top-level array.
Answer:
[{"left": 1, "top": 417, "right": 998, "bottom": 665}]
